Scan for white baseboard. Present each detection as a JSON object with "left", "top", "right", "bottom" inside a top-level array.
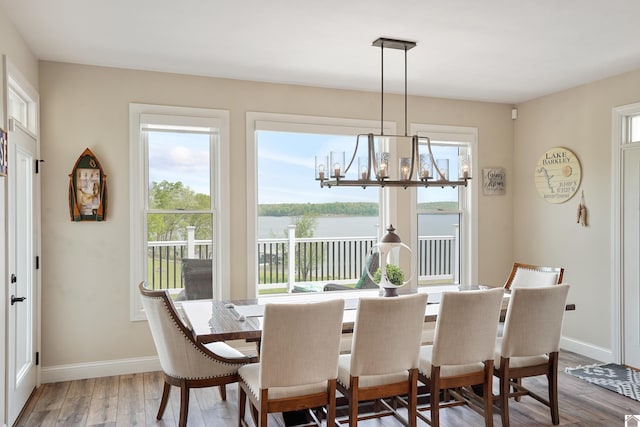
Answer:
[
  {"left": 39, "top": 340, "right": 259, "bottom": 384},
  {"left": 40, "top": 356, "right": 161, "bottom": 384},
  {"left": 560, "top": 335, "right": 614, "bottom": 364},
  {"left": 42, "top": 338, "right": 606, "bottom": 384}
]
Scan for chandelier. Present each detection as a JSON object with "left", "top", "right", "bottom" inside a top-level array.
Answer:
[{"left": 316, "top": 37, "right": 471, "bottom": 189}]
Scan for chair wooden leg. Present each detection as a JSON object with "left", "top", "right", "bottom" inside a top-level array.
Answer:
[
  {"left": 218, "top": 384, "right": 227, "bottom": 400},
  {"left": 156, "top": 381, "right": 171, "bottom": 420},
  {"left": 259, "top": 389, "right": 269, "bottom": 426},
  {"left": 483, "top": 361, "right": 493, "bottom": 427},
  {"left": 408, "top": 369, "right": 418, "bottom": 427},
  {"left": 238, "top": 384, "right": 247, "bottom": 427},
  {"left": 499, "top": 358, "right": 511, "bottom": 427},
  {"left": 548, "top": 352, "right": 560, "bottom": 425},
  {"left": 349, "top": 377, "right": 359, "bottom": 427},
  {"left": 250, "top": 404, "right": 259, "bottom": 427},
  {"left": 179, "top": 380, "right": 189, "bottom": 427},
  {"left": 430, "top": 366, "right": 441, "bottom": 427},
  {"left": 513, "top": 378, "right": 522, "bottom": 402},
  {"left": 326, "top": 379, "right": 336, "bottom": 427}
]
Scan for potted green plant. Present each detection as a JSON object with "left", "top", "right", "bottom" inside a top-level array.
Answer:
[{"left": 373, "top": 264, "right": 405, "bottom": 286}]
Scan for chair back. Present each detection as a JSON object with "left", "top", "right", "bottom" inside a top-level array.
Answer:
[
  {"left": 181, "top": 258, "right": 213, "bottom": 300},
  {"left": 356, "top": 251, "right": 380, "bottom": 289},
  {"left": 350, "top": 293, "right": 428, "bottom": 376},
  {"left": 505, "top": 262, "right": 564, "bottom": 289},
  {"left": 139, "top": 282, "right": 213, "bottom": 378},
  {"left": 501, "top": 284, "right": 570, "bottom": 358},
  {"left": 259, "top": 299, "right": 345, "bottom": 389},
  {"left": 431, "top": 287, "right": 504, "bottom": 366}
]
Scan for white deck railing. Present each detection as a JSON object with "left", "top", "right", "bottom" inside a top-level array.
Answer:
[{"left": 147, "top": 226, "right": 456, "bottom": 293}]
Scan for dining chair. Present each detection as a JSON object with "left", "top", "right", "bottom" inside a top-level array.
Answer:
[
  {"left": 237, "top": 298, "right": 345, "bottom": 427},
  {"left": 504, "top": 262, "right": 564, "bottom": 289},
  {"left": 499, "top": 262, "right": 564, "bottom": 339},
  {"left": 417, "top": 287, "right": 504, "bottom": 427},
  {"left": 138, "top": 282, "right": 257, "bottom": 427},
  {"left": 494, "top": 284, "right": 570, "bottom": 427},
  {"left": 336, "top": 292, "right": 428, "bottom": 427}
]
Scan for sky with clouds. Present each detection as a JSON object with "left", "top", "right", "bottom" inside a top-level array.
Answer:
[{"left": 147, "top": 129, "right": 459, "bottom": 205}]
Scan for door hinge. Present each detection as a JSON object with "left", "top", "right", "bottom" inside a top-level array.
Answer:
[
  {"left": 35, "top": 159, "right": 44, "bottom": 173},
  {"left": 35, "top": 256, "right": 40, "bottom": 270},
  {"left": 35, "top": 352, "right": 39, "bottom": 366}
]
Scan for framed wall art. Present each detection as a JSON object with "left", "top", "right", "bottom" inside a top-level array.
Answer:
[
  {"left": 482, "top": 167, "right": 505, "bottom": 195},
  {"left": 68, "top": 148, "right": 108, "bottom": 221},
  {"left": 0, "top": 128, "right": 7, "bottom": 176}
]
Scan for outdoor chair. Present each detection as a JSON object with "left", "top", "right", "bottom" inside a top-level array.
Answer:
[
  {"left": 180, "top": 258, "right": 213, "bottom": 300},
  {"left": 323, "top": 251, "right": 379, "bottom": 291},
  {"left": 337, "top": 293, "right": 428, "bottom": 427},
  {"left": 138, "top": 282, "right": 256, "bottom": 427},
  {"left": 494, "top": 284, "right": 570, "bottom": 427},
  {"left": 416, "top": 287, "right": 504, "bottom": 427},
  {"left": 238, "top": 299, "right": 344, "bottom": 427}
]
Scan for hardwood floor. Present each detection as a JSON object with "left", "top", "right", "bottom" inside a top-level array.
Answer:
[{"left": 15, "top": 351, "right": 640, "bottom": 426}]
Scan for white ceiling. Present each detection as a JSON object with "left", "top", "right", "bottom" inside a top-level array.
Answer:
[{"left": 2, "top": 0, "right": 640, "bottom": 104}]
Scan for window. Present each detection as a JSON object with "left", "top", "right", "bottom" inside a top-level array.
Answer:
[
  {"left": 411, "top": 124, "right": 478, "bottom": 287},
  {"left": 630, "top": 114, "right": 640, "bottom": 143},
  {"left": 247, "top": 113, "right": 394, "bottom": 297},
  {"left": 129, "top": 104, "right": 229, "bottom": 320},
  {"left": 6, "top": 60, "right": 39, "bottom": 136}
]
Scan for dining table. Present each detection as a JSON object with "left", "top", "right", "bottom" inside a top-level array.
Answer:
[{"left": 180, "top": 285, "right": 576, "bottom": 345}]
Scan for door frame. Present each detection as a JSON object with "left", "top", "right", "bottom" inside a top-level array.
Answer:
[
  {"left": 3, "top": 56, "right": 41, "bottom": 424},
  {"left": 611, "top": 102, "right": 640, "bottom": 365}
]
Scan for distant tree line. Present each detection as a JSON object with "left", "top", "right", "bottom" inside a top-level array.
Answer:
[
  {"left": 258, "top": 202, "right": 378, "bottom": 217},
  {"left": 258, "top": 201, "right": 459, "bottom": 217}
]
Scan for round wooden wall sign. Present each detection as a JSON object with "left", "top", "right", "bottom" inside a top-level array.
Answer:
[{"left": 534, "top": 147, "right": 581, "bottom": 204}]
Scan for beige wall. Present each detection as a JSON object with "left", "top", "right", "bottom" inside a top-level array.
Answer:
[
  {"left": 514, "top": 68, "right": 640, "bottom": 351},
  {"left": 39, "top": 61, "right": 513, "bottom": 367}
]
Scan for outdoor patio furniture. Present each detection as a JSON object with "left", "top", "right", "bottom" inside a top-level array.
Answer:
[
  {"left": 323, "top": 252, "right": 379, "bottom": 291},
  {"left": 180, "top": 258, "right": 212, "bottom": 300}
]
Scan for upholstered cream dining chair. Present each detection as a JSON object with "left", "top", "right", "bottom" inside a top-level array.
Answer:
[
  {"left": 504, "top": 262, "right": 564, "bottom": 289},
  {"left": 139, "top": 282, "right": 257, "bottom": 427},
  {"left": 494, "top": 284, "right": 570, "bottom": 427},
  {"left": 417, "top": 287, "right": 504, "bottom": 427},
  {"left": 237, "top": 298, "right": 345, "bottom": 427},
  {"left": 337, "top": 293, "right": 428, "bottom": 427}
]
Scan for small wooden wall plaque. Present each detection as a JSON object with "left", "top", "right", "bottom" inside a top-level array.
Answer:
[{"left": 68, "top": 148, "right": 108, "bottom": 221}]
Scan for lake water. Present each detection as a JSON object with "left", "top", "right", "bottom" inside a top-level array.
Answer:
[{"left": 258, "top": 214, "right": 459, "bottom": 239}]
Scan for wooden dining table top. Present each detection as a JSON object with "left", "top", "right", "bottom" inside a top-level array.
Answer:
[{"left": 180, "top": 285, "right": 575, "bottom": 344}]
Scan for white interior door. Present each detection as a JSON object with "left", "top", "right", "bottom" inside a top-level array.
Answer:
[
  {"left": 7, "top": 122, "right": 38, "bottom": 425},
  {"left": 623, "top": 145, "right": 640, "bottom": 369}
]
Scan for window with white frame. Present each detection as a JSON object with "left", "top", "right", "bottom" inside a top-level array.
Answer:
[
  {"left": 630, "top": 114, "right": 640, "bottom": 143},
  {"left": 129, "top": 104, "right": 229, "bottom": 320},
  {"left": 411, "top": 124, "right": 478, "bottom": 287},
  {"left": 246, "top": 113, "right": 394, "bottom": 297},
  {"left": 6, "top": 65, "right": 39, "bottom": 136}
]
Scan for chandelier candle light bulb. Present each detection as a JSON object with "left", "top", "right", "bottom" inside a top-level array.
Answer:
[
  {"left": 315, "top": 156, "right": 328, "bottom": 181},
  {"left": 330, "top": 151, "right": 345, "bottom": 179},
  {"left": 400, "top": 157, "right": 411, "bottom": 180}
]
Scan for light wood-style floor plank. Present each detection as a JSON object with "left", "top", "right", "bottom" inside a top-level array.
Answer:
[{"left": 15, "top": 351, "right": 640, "bottom": 426}]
